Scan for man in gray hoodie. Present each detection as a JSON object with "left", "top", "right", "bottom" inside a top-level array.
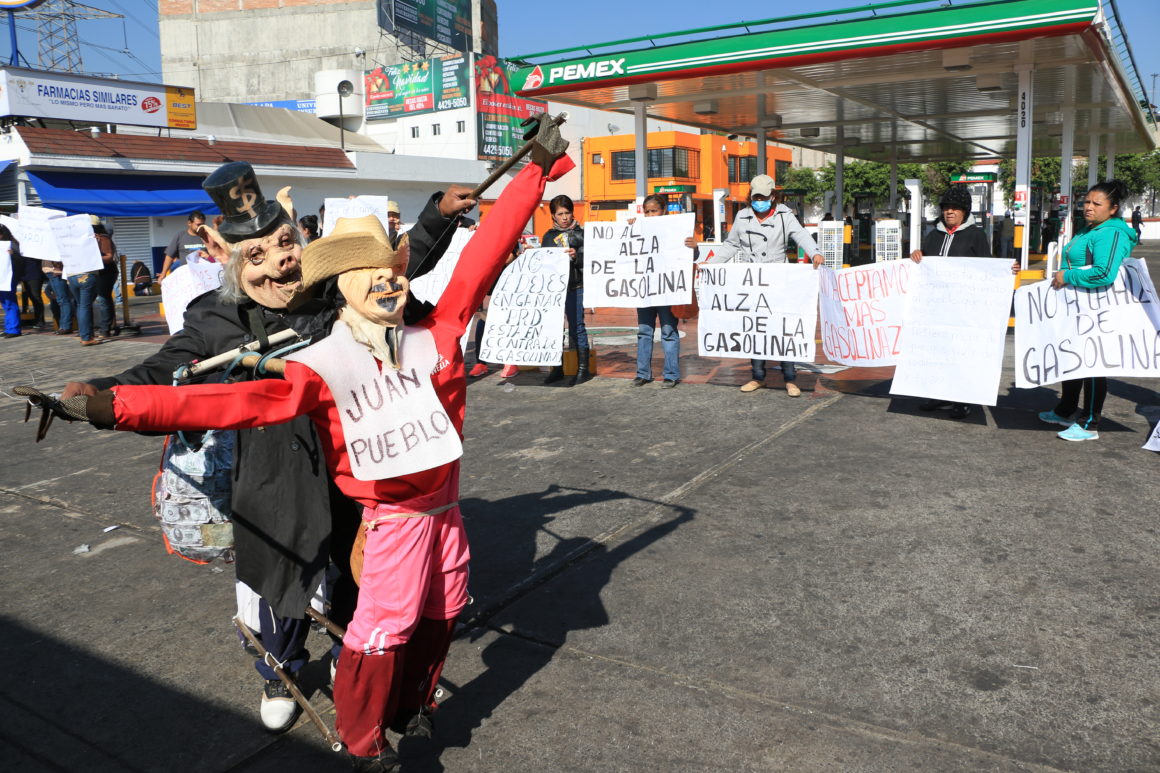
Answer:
[{"left": 709, "top": 174, "right": 823, "bottom": 396}]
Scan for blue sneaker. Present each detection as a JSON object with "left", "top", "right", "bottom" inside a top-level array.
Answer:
[
  {"left": 1038, "top": 410, "right": 1072, "bottom": 427},
  {"left": 1058, "top": 423, "right": 1099, "bottom": 442}
]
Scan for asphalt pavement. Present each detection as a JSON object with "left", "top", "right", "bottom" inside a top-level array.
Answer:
[{"left": 0, "top": 253, "right": 1158, "bottom": 773}]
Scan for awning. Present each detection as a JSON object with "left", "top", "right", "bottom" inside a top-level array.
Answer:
[
  {"left": 0, "top": 159, "right": 14, "bottom": 176},
  {"left": 26, "top": 171, "right": 220, "bottom": 217}
]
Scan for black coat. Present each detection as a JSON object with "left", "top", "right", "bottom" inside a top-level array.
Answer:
[
  {"left": 87, "top": 192, "right": 462, "bottom": 617},
  {"left": 918, "top": 219, "right": 992, "bottom": 258}
]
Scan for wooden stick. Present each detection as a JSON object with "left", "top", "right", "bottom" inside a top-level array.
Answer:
[
  {"left": 237, "top": 353, "right": 287, "bottom": 375},
  {"left": 232, "top": 617, "right": 344, "bottom": 752},
  {"left": 306, "top": 607, "right": 347, "bottom": 639},
  {"left": 469, "top": 111, "right": 568, "bottom": 200}
]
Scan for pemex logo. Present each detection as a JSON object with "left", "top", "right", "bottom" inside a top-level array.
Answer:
[{"left": 524, "top": 66, "right": 544, "bottom": 90}]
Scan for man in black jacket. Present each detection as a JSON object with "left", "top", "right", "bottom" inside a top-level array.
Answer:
[{"left": 62, "top": 161, "right": 476, "bottom": 731}]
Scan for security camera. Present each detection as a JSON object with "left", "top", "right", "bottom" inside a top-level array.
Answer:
[{"left": 353, "top": 47, "right": 366, "bottom": 57}]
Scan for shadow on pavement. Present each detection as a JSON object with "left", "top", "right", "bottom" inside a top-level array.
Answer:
[
  {"left": 0, "top": 615, "right": 342, "bottom": 773},
  {"left": 409, "top": 488, "right": 695, "bottom": 772}
]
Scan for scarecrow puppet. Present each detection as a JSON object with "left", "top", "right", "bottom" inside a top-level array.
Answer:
[{"left": 29, "top": 116, "right": 572, "bottom": 771}]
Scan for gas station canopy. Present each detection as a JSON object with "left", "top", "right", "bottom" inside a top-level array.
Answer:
[{"left": 511, "top": 0, "right": 1156, "bottom": 163}]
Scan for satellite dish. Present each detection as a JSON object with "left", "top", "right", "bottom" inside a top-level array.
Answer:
[{"left": 337, "top": 80, "right": 354, "bottom": 97}]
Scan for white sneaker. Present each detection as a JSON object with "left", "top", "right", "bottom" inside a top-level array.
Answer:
[{"left": 260, "top": 679, "right": 300, "bottom": 732}]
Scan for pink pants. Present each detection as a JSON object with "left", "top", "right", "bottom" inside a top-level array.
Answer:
[{"left": 343, "top": 501, "right": 471, "bottom": 655}]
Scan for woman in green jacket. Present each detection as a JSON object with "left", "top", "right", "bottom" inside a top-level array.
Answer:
[{"left": 1038, "top": 179, "right": 1138, "bottom": 442}]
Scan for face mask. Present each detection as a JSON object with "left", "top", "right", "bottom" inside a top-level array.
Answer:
[{"left": 751, "top": 199, "right": 772, "bottom": 214}]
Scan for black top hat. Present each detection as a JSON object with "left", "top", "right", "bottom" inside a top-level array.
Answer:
[{"left": 202, "top": 161, "right": 285, "bottom": 243}]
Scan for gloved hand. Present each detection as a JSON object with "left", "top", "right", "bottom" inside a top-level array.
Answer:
[
  {"left": 527, "top": 113, "right": 569, "bottom": 175},
  {"left": 13, "top": 386, "right": 116, "bottom": 442}
]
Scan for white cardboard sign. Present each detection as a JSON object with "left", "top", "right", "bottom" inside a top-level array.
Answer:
[
  {"left": 11, "top": 206, "right": 67, "bottom": 262},
  {"left": 583, "top": 213, "right": 694, "bottom": 308},
  {"left": 0, "top": 241, "right": 11, "bottom": 290},
  {"left": 1014, "top": 258, "right": 1160, "bottom": 388},
  {"left": 818, "top": 261, "right": 913, "bottom": 366},
  {"left": 479, "top": 248, "right": 569, "bottom": 366},
  {"left": 322, "top": 196, "right": 394, "bottom": 237},
  {"left": 409, "top": 228, "right": 474, "bottom": 305},
  {"left": 161, "top": 261, "right": 224, "bottom": 334},
  {"left": 890, "top": 257, "right": 1014, "bottom": 406},
  {"left": 52, "top": 215, "right": 103, "bottom": 276},
  {"left": 695, "top": 263, "right": 818, "bottom": 363}
]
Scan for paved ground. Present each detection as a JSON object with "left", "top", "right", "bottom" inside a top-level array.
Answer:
[{"left": 1, "top": 250, "right": 1158, "bottom": 772}]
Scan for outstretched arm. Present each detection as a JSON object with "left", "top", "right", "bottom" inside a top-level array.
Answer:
[{"left": 108, "top": 363, "right": 324, "bottom": 434}]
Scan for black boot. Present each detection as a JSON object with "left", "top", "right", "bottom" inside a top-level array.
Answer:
[
  {"left": 543, "top": 366, "right": 565, "bottom": 384},
  {"left": 570, "top": 349, "right": 592, "bottom": 386}
]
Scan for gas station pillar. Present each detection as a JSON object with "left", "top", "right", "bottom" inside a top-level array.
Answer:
[
  {"left": 1088, "top": 133, "right": 1099, "bottom": 190},
  {"left": 1014, "top": 65, "right": 1034, "bottom": 269},
  {"left": 1059, "top": 106, "right": 1075, "bottom": 247},
  {"left": 1105, "top": 134, "right": 1116, "bottom": 180},
  {"left": 628, "top": 84, "right": 657, "bottom": 202}
]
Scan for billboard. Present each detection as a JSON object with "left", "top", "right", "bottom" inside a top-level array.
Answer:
[
  {"left": 390, "top": 0, "right": 472, "bottom": 52},
  {"left": 0, "top": 67, "right": 196, "bottom": 129},
  {"left": 475, "top": 56, "right": 547, "bottom": 163},
  {"left": 364, "top": 55, "right": 469, "bottom": 121}
]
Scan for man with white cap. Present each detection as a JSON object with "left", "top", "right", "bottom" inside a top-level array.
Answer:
[{"left": 709, "top": 174, "right": 823, "bottom": 397}]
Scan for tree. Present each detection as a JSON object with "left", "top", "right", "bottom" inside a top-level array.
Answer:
[{"left": 780, "top": 166, "right": 825, "bottom": 206}]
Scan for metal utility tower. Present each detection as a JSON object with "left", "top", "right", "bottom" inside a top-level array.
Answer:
[{"left": 20, "top": 0, "right": 121, "bottom": 73}]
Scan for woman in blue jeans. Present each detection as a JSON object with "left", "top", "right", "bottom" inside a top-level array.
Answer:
[
  {"left": 68, "top": 268, "right": 102, "bottom": 346},
  {"left": 632, "top": 194, "right": 698, "bottom": 388}
]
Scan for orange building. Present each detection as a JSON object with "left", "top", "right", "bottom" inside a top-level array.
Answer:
[{"left": 580, "top": 131, "right": 793, "bottom": 240}]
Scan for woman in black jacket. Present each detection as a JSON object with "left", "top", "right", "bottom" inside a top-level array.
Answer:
[
  {"left": 541, "top": 194, "right": 589, "bottom": 385},
  {"left": 909, "top": 185, "right": 993, "bottom": 420}
]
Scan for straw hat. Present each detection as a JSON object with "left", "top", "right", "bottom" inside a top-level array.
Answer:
[{"left": 299, "top": 214, "right": 407, "bottom": 294}]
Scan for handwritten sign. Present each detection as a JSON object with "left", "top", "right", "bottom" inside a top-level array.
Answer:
[
  {"left": 0, "top": 241, "right": 11, "bottom": 289},
  {"left": 584, "top": 213, "right": 694, "bottom": 308},
  {"left": 695, "top": 263, "right": 818, "bottom": 362},
  {"left": 52, "top": 215, "right": 103, "bottom": 276},
  {"left": 409, "top": 228, "right": 473, "bottom": 305},
  {"left": 890, "top": 257, "right": 1014, "bottom": 405},
  {"left": 11, "top": 206, "right": 66, "bottom": 262},
  {"left": 819, "top": 261, "right": 912, "bottom": 366},
  {"left": 287, "top": 321, "right": 462, "bottom": 480},
  {"left": 1014, "top": 258, "right": 1160, "bottom": 388},
  {"left": 479, "top": 248, "right": 569, "bottom": 365},
  {"left": 161, "top": 261, "right": 224, "bottom": 334},
  {"left": 322, "top": 195, "right": 394, "bottom": 237}
]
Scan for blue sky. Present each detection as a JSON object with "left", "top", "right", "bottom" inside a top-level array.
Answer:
[{"left": 2, "top": 0, "right": 1158, "bottom": 106}]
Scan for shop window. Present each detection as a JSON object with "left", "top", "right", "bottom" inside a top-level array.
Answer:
[
  {"left": 728, "top": 156, "right": 760, "bottom": 183},
  {"left": 775, "top": 160, "right": 791, "bottom": 185},
  {"left": 610, "top": 148, "right": 700, "bottom": 181}
]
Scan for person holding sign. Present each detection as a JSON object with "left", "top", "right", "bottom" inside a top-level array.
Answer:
[
  {"left": 1, "top": 232, "right": 21, "bottom": 338},
  {"left": 541, "top": 194, "right": 590, "bottom": 385},
  {"left": 61, "top": 121, "right": 573, "bottom": 771},
  {"left": 1037, "top": 180, "right": 1138, "bottom": 442},
  {"left": 632, "top": 194, "right": 697, "bottom": 388},
  {"left": 909, "top": 185, "right": 995, "bottom": 420},
  {"left": 711, "top": 174, "right": 822, "bottom": 396}
]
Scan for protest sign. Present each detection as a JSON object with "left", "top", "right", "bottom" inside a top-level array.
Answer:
[
  {"left": 583, "top": 213, "right": 695, "bottom": 308},
  {"left": 479, "top": 248, "right": 569, "bottom": 366},
  {"left": 1143, "top": 418, "right": 1160, "bottom": 452},
  {"left": 51, "top": 215, "right": 103, "bottom": 276},
  {"left": 0, "top": 241, "right": 11, "bottom": 289},
  {"left": 322, "top": 196, "right": 394, "bottom": 237},
  {"left": 12, "top": 206, "right": 67, "bottom": 262},
  {"left": 695, "top": 263, "right": 818, "bottom": 362},
  {"left": 890, "top": 257, "right": 1014, "bottom": 405},
  {"left": 409, "top": 229, "right": 474, "bottom": 305},
  {"left": 818, "top": 261, "right": 912, "bottom": 366},
  {"left": 161, "top": 261, "right": 224, "bottom": 334},
  {"left": 1014, "top": 258, "right": 1160, "bottom": 388}
]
